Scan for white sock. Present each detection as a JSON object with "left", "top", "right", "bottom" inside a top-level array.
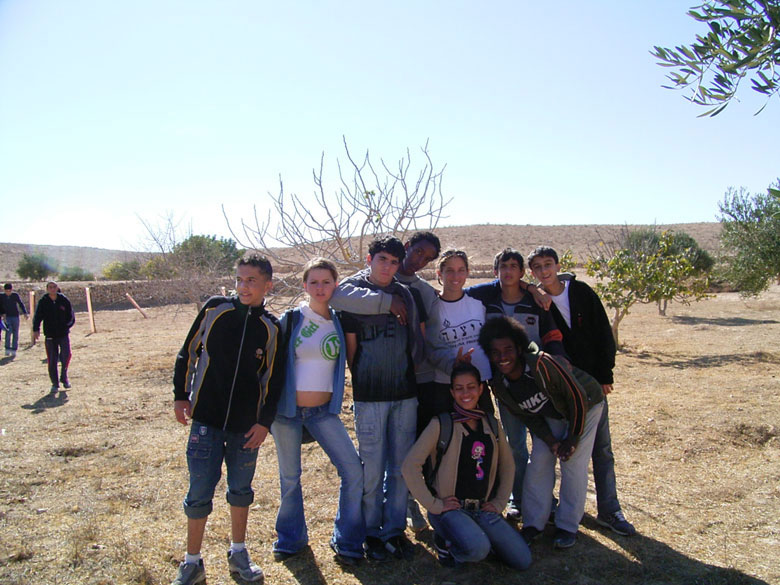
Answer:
[
  {"left": 230, "top": 542, "right": 246, "bottom": 553},
  {"left": 185, "top": 552, "right": 201, "bottom": 565}
]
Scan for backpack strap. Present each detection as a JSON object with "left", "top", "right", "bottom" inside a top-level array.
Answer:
[
  {"left": 283, "top": 308, "right": 301, "bottom": 346},
  {"left": 485, "top": 411, "right": 499, "bottom": 438},
  {"left": 435, "top": 411, "right": 453, "bottom": 467},
  {"left": 424, "top": 412, "right": 454, "bottom": 494}
]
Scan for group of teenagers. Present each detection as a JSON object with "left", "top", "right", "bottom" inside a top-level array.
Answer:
[{"left": 171, "top": 231, "right": 635, "bottom": 585}]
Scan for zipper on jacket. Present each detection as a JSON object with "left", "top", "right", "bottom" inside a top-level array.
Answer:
[{"left": 223, "top": 305, "right": 252, "bottom": 431}]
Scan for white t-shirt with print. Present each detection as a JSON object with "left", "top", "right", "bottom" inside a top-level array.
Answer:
[{"left": 294, "top": 303, "right": 340, "bottom": 393}]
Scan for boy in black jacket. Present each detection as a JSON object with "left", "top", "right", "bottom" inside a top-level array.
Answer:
[
  {"left": 32, "top": 281, "right": 75, "bottom": 393},
  {"left": 528, "top": 246, "right": 635, "bottom": 536},
  {"left": 171, "top": 253, "right": 285, "bottom": 585}
]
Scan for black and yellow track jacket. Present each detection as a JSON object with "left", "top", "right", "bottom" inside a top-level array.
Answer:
[{"left": 173, "top": 296, "right": 284, "bottom": 433}]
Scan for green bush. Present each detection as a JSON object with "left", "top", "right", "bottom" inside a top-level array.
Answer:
[
  {"left": 59, "top": 267, "right": 95, "bottom": 281},
  {"left": 17, "top": 253, "right": 58, "bottom": 280},
  {"left": 103, "top": 260, "right": 142, "bottom": 280}
]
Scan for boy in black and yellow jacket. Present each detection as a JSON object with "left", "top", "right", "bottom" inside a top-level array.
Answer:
[{"left": 171, "top": 253, "right": 284, "bottom": 585}]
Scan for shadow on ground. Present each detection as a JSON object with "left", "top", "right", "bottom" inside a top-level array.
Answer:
[
  {"left": 671, "top": 316, "right": 779, "bottom": 327},
  {"left": 270, "top": 520, "right": 774, "bottom": 585},
  {"left": 21, "top": 391, "right": 69, "bottom": 414},
  {"left": 627, "top": 350, "right": 779, "bottom": 369}
]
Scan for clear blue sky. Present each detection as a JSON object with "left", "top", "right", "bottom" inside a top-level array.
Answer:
[{"left": 1, "top": 1, "right": 777, "bottom": 251}]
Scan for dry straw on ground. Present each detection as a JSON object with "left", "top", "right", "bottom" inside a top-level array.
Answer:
[{"left": 0, "top": 279, "right": 777, "bottom": 585}]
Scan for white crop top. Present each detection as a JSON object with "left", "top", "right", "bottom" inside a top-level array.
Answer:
[{"left": 293, "top": 303, "right": 340, "bottom": 393}]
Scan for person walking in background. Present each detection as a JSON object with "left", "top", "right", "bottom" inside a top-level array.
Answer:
[
  {"left": 3, "top": 283, "right": 29, "bottom": 357},
  {"left": 32, "top": 281, "right": 74, "bottom": 393},
  {"left": 170, "top": 253, "right": 285, "bottom": 585},
  {"left": 271, "top": 258, "right": 365, "bottom": 567}
]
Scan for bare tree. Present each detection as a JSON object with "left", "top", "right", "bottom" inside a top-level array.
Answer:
[{"left": 224, "top": 137, "right": 450, "bottom": 306}]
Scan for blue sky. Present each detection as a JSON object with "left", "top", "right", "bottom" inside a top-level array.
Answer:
[{"left": 1, "top": 1, "right": 777, "bottom": 251}]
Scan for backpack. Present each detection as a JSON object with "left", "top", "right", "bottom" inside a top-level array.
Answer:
[{"left": 423, "top": 411, "right": 499, "bottom": 496}]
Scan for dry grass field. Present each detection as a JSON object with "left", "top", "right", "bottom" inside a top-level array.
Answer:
[{"left": 0, "top": 272, "right": 777, "bottom": 585}]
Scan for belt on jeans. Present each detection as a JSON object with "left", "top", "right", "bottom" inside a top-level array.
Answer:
[{"left": 460, "top": 498, "right": 482, "bottom": 511}]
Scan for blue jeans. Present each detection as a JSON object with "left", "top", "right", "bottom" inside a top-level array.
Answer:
[
  {"left": 183, "top": 421, "right": 258, "bottom": 519},
  {"left": 271, "top": 404, "right": 365, "bottom": 558},
  {"left": 497, "top": 400, "right": 529, "bottom": 508},
  {"left": 429, "top": 509, "right": 531, "bottom": 570},
  {"left": 522, "top": 402, "right": 604, "bottom": 533},
  {"left": 4, "top": 316, "right": 20, "bottom": 350},
  {"left": 592, "top": 397, "right": 621, "bottom": 516},
  {"left": 354, "top": 397, "right": 417, "bottom": 541}
]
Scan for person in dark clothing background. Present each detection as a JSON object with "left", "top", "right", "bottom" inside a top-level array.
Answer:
[
  {"left": 32, "top": 281, "right": 74, "bottom": 393},
  {"left": 3, "top": 283, "right": 29, "bottom": 357}
]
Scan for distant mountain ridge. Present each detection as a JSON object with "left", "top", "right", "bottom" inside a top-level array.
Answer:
[
  {"left": 0, "top": 242, "right": 146, "bottom": 281},
  {"left": 0, "top": 222, "right": 720, "bottom": 281}
]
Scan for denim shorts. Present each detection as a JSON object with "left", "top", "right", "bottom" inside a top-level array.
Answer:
[{"left": 183, "top": 421, "right": 259, "bottom": 519}]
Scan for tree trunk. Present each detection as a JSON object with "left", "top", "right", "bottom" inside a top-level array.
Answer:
[
  {"left": 657, "top": 299, "right": 667, "bottom": 316},
  {"left": 611, "top": 308, "right": 624, "bottom": 349}
]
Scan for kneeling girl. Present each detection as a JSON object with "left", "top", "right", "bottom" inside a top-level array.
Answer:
[{"left": 401, "top": 363, "right": 531, "bottom": 569}]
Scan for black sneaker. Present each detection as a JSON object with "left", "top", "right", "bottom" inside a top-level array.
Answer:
[
  {"left": 407, "top": 497, "right": 428, "bottom": 534},
  {"left": 272, "top": 550, "right": 297, "bottom": 562},
  {"left": 596, "top": 510, "right": 636, "bottom": 536},
  {"left": 432, "top": 532, "right": 456, "bottom": 567},
  {"left": 385, "top": 534, "right": 415, "bottom": 560},
  {"left": 521, "top": 525, "right": 542, "bottom": 545},
  {"left": 553, "top": 528, "right": 577, "bottom": 549},
  {"left": 364, "top": 536, "right": 389, "bottom": 562},
  {"left": 330, "top": 542, "right": 361, "bottom": 567}
]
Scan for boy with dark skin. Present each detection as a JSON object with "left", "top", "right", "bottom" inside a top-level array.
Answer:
[
  {"left": 528, "top": 246, "right": 635, "bottom": 536},
  {"left": 478, "top": 316, "right": 604, "bottom": 549},
  {"left": 466, "top": 249, "right": 561, "bottom": 519}
]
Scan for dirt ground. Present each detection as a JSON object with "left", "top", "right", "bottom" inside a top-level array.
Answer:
[{"left": 0, "top": 281, "right": 777, "bottom": 585}]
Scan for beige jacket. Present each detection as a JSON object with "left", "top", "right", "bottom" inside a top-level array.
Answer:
[{"left": 401, "top": 415, "right": 515, "bottom": 515}]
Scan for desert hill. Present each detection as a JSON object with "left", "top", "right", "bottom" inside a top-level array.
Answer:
[
  {"left": 0, "top": 242, "right": 146, "bottom": 281},
  {"left": 0, "top": 222, "right": 720, "bottom": 281}
]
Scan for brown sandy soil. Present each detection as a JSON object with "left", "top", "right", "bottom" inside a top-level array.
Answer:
[{"left": 0, "top": 281, "right": 777, "bottom": 585}]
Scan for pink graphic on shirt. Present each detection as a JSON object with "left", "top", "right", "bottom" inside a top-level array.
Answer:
[{"left": 472, "top": 441, "right": 486, "bottom": 480}]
